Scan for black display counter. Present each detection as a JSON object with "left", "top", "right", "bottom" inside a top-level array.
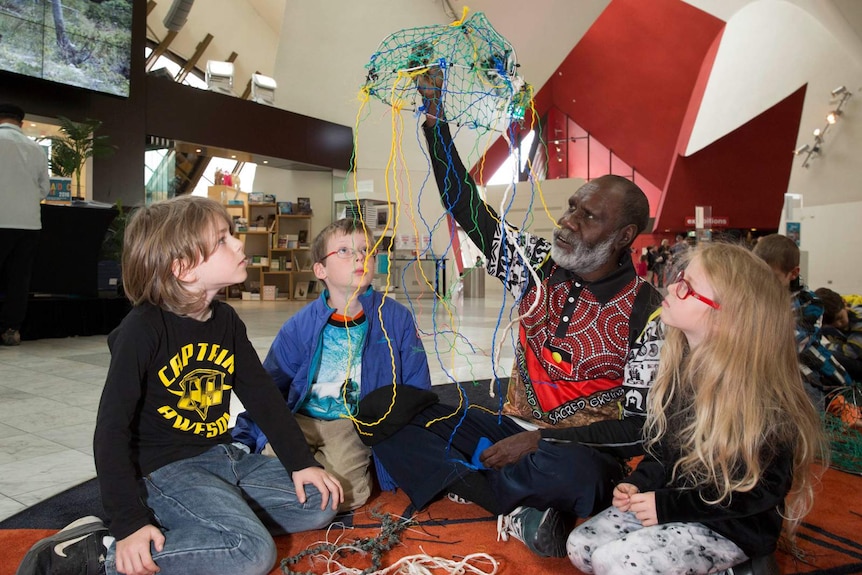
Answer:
[{"left": 15, "top": 203, "right": 131, "bottom": 340}]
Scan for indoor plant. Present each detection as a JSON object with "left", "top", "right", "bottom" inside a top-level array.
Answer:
[{"left": 48, "top": 116, "right": 115, "bottom": 200}]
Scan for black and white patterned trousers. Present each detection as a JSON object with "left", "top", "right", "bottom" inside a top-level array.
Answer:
[{"left": 567, "top": 506, "right": 747, "bottom": 574}]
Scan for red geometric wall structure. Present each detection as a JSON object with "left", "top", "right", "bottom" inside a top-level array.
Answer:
[
  {"left": 470, "top": 0, "right": 807, "bottom": 234},
  {"left": 551, "top": 0, "right": 725, "bottom": 191},
  {"left": 657, "top": 86, "right": 807, "bottom": 231}
]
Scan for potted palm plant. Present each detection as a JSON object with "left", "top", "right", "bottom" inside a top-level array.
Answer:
[{"left": 48, "top": 116, "right": 115, "bottom": 200}]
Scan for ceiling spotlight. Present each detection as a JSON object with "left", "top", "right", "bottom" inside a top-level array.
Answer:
[
  {"left": 794, "top": 144, "right": 810, "bottom": 155},
  {"left": 813, "top": 128, "right": 822, "bottom": 137},
  {"left": 826, "top": 111, "right": 840, "bottom": 124},
  {"left": 831, "top": 86, "right": 848, "bottom": 97}
]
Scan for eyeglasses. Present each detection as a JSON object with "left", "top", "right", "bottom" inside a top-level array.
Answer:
[
  {"left": 320, "top": 246, "right": 376, "bottom": 262},
  {"left": 672, "top": 269, "right": 720, "bottom": 310}
]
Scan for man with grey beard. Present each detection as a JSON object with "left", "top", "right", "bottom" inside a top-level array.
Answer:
[{"left": 368, "top": 68, "right": 663, "bottom": 559}]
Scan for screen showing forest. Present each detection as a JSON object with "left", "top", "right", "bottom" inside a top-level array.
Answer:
[{"left": 0, "top": 0, "right": 133, "bottom": 98}]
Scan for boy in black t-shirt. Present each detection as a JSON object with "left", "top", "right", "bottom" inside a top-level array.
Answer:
[{"left": 17, "top": 196, "right": 342, "bottom": 575}]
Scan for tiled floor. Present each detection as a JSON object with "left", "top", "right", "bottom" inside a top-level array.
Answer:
[{"left": 0, "top": 295, "right": 513, "bottom": 522}]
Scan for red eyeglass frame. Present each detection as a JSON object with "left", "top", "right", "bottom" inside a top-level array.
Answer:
[{"left": 672, "top": 269, "right": 720, "bottom": 310}]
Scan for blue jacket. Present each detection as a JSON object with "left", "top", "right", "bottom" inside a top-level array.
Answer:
[{"left": 232, "top": 287, "right": 432, "bottom": 491}]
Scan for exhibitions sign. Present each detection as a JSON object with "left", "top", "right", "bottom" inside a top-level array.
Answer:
[{"left": 684, "top": 215, "right": 729, "bottom": 227}]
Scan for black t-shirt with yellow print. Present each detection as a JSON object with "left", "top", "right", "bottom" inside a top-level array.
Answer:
[{"left": 94, "top": 301, "right": 317, "bottom": 539}]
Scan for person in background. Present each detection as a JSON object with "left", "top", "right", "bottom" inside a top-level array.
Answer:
[
  {"left": 635, "top": 253, "right": 649, "bottom": 279},
  {"left": 0, "top": 103, "right": 50, "bottom": 346},
  {"left": 18, "top": 196, "right": 342, "bottom": 575},
  {"left": 813, "top": 287, "right": 862, "bottom": 429},
  {"left": 652, "top": 240, "right": 670, "bottom": 287},
  {"left": 816, "top": 286, "right": 862, "bottom": 368},
  {"left": 232, "top": 218, "right": 433, "bottom": 512},
  {"left": 753, "top": 234, "right": 853, "bottom": 409},
  {"left": 567, "top": 243, "right": 826, "bottom": 574}
]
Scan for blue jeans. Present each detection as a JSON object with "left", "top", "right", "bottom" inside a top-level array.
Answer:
[{"left": 104, "top": 444, "right": 336, "bottom": 575}]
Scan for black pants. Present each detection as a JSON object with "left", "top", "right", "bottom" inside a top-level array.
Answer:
[
  {"left": 373, "top": 403, "right": 623, "bottom": 517},
  {"left": 0, "top": 229, "right": 40, "bottom": 332}
]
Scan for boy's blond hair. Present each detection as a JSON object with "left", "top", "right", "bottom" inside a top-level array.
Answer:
[{"left": 122, "top": 195, "right": 234, "bottom": 316}]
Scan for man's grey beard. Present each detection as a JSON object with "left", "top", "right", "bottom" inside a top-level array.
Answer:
[{"left": 550, "top": 230, "right": 620, "bottom": 276}]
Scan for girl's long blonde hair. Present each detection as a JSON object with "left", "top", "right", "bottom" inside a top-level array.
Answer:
[{"left": 645, "top": 242, "right": 826, "bottom": 532}]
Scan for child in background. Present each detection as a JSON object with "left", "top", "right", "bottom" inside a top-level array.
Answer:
[
  {"left": 567, "top": 243, "right": 825, "bottom": 574},
  {"left": 753, "top": 234, "right": 852, "bottom": 408},
  {"left": 232, "top": 218, "right": 432, "bottom": 511},
  {"left": 19, "top": 196, "right": 342, "bottom": 575}
]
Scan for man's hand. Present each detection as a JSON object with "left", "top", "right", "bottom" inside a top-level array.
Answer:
[
  {"left": 414, "top": 63, "right": 445, "bottom": 126},
  {"left": 115, "top": 524, "right": 164, "bottom": 575},
  {"left": 612, "top": 482, "right": 640, "bottom": 512},
  {"left": 479, "top": 430, "right": 541, "bottom": 469},
  {"left": 293, "top": 467, "right": 343, "bottom": 511}
]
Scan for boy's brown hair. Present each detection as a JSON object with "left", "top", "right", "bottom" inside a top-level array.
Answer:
[
  {"left": 122, "top": 195, "right": 233, "bottom": 316},
  {"left": 815, "top": 287, "right": 845, "bottom": 325},
  {"left": 752, "top": 234, "right": 799, "bottom": 274}
]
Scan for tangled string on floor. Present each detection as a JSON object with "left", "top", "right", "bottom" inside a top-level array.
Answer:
[
  {"left": 280, "top": 509, "right": 499, "bottom": 575},
  {"left": 362, "top": 10, "right": 529, "bottom": 130}
]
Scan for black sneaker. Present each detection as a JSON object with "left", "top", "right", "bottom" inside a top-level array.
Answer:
[
  {"left": 15, "top": 516, "right": 108, "bottom": 575},
  {"left": 497, "top": 505, "right": 567, "bottom": 558}
]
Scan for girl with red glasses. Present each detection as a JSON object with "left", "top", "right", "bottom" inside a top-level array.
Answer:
[{"left": 567, "top": 242, "right": 826, "bottom": 574}]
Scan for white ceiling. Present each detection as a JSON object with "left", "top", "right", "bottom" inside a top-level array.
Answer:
[{"left": 147, "top": 0, "right": 862, "bottom": 184}]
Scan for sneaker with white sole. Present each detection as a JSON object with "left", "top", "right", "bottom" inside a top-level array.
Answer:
[
  {"left": 497, "top": 505, "right": 567, "bottom": 558},
  {"left": 447, "top": 492, "right": 471, "bottom": 505},
  {"left": 15, "top": 516, "right": 108, "bottom": 575}
]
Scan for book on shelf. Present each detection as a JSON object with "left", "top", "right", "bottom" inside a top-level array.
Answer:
[
  {"left": 248, "top": 192, "right": 264, "bottom": 204},
  {"left": 296, "top": 197, "right": 312, "bottom": 214},
  {"left": 297, "top": 229, "right": 308, "bottom": 245},
  {"left": 267, "top": 214, "right": 276, "bottom": 231},
  {"left": 277, "top": 201, "right": 293, "bottom": 214}
]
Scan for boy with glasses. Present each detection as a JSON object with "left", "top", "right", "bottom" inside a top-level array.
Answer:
[{"left": 232, "top": 218, "right": 432, "bottom": 511}]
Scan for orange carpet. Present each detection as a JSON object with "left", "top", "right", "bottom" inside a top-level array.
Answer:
[{"left": 2, "top": 466, "right": 860, "bottom": 574}]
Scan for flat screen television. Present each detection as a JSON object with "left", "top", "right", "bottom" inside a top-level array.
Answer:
[{"left": 0, "top": 0, "right": 133, "bottom": 97}]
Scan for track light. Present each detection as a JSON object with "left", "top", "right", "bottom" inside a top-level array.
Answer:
[{"left": 796, "top": 84, "right": 854, "bottom": 168}]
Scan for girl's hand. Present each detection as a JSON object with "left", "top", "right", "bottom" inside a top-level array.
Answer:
[
  {"left": 629, "top": 491, "right": 658, "bottom": 526},
  {"left": 612, "top": 483, "right": 639, "bottom": 512}
]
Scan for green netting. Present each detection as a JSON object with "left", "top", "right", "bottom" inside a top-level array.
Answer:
[
  {"left": 824, "top": 389, "right": 862, "bottom": 475},
  {"left": 363, "top": 11, "right": 529, "bottom": 131}
]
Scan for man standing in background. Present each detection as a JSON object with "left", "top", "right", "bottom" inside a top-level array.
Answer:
[{"left": 0, "top": 104, "right": 50, "bottom": 345}]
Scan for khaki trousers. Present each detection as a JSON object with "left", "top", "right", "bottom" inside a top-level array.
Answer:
[{"left": 263, "top": 414, "right": 372, "bottom": 511}]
